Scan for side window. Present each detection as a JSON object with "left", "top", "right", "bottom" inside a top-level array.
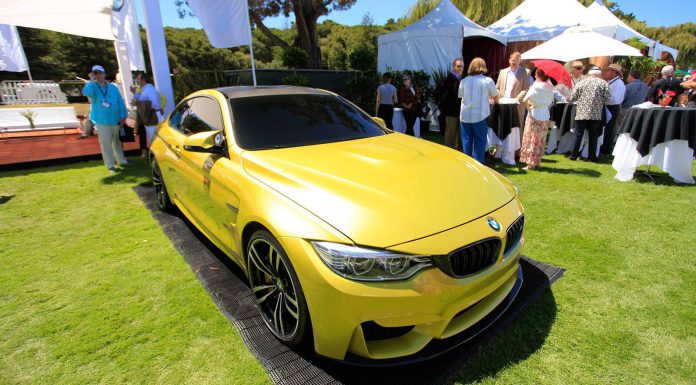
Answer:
[
  {"left": 182, "top": 97, "right": 224, "bottom": 135},
  {"left": 168, "top": 99, "right": 193, "bottom": 133}
]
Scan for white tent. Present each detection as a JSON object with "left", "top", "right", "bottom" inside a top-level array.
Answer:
[
  {"left": 488, "top": 0, "right": 595, "bottom": 42},
  {"left": 521, "top": 26, "right": 642, "bottom": 62},
  {"left": 0, "top": 0, "right": 115, "bottom": 41},
  {"left": 585, "top": 0, "right": 678, "bottom": 60},
  {"left": 377, "top": 0, "right": 506, "bottom": 73}
]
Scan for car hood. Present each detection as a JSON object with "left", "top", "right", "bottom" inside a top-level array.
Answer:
[{"left": 241, "top": 133, "right": 516, "bottom": 248}]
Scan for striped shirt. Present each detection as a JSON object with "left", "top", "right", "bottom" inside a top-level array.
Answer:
[{"left": 458, "top": 74, "right": 498, "bottom": 123}]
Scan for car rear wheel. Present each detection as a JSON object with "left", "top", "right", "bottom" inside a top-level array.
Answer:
[
  {"left": 151, "top": 158, "right": 173, "bottom": 212},
  {"left": 247, "top": 230, "right": 310, "bottom": 346}
]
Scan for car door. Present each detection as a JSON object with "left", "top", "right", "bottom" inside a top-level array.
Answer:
[
  {"left": 178, "top": 94, "right": 245, "bottom": 264},
  {"left": 174, "top": 96, "right": 226, "bottom": 240},
  {"left": 156, "top": 98, "right": 195, "bottom": 205},
  {"left": 204, "top": 100, "right": 245, "bottom": 266}
]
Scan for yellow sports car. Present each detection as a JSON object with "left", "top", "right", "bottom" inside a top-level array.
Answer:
[{"left": 149, "top": 86, "right": 525, "bottom": 364}]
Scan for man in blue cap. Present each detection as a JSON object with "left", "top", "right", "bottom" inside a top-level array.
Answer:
[{"left": 82, "top": 64, "right": 128, "bottom": 172}]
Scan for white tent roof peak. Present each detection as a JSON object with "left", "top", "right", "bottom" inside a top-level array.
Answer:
[
  {"left": 379, "top": 0, "right": 506, "bottom": 45},
  {"left": 377, "top": 0, "right": 506, "bottom": 73},
  {"left": 584, "top": 1, "right": 678, "bottom": 59},
  {"left": 488, "top": 0, "right": 598, "bottom": 42},
  {"left": 586, "top": 1, "right": 651, "bottom": 44}
]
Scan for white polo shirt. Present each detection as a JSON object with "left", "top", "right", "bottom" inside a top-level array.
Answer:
[{"left": 458, "top": 74, "right": 498, "bottom": 123}]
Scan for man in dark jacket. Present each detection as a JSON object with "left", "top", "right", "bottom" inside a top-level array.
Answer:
[
  {"left": 648, "top": 65, "right": 684, "bottom": 106},
  {"left": 440, "top": 58, "right": 464, "bottom": 150}
]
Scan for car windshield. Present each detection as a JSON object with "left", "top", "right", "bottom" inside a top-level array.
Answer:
[{"left": 229, "top": 93, "right": 387, "bottom": 150}]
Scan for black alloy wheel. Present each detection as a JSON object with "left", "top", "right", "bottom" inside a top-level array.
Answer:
[
  {"left": 151, "top": 158, "right": 173, "bottom": 212},
  {"left": 247, "top": 230, "right": 310, "bottom": 346}
]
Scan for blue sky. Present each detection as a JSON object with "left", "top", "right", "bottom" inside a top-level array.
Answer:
[{"left": 137, "top": 1, "right": 692, "bottom": 30}]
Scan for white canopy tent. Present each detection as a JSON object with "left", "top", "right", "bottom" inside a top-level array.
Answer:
[
  {"left": 489, "top": 0, "right": 679, "bottom": 62},
  {"left": 377, "top": 0, "right": 506, "bottom": 73},
  {"left": 487, "top": 0, "right": 597, "bottom": 42},
  {"left": 521, "top": 26, "right": 643, "bottom": 62},
  {"left": 585, "top": 0, "right": 678, "bottom": 60}
]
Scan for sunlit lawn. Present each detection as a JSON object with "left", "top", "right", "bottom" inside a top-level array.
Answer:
[{"left": 1, "top": 141, "right": 694, "bottom": 384}]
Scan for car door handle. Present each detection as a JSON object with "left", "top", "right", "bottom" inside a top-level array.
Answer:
[{"left": 172, "top": 145, "right": 181, "bottom": 157}]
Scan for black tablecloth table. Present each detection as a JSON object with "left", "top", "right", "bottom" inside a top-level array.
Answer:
[
  {"left": 612, "top": 107, "right": 695, "bottom": 184},
  {"left": 618, "top": 107, "right": 696, "bottom": 156},
  {"left": 488, "top": 103, "right": 521, "bottom": 140},
  {"left": 486, "top": 103, "right": 522, "bottom": 165},
  {"left": 553, "top": 103, "right": 608, "bottom": 136}
]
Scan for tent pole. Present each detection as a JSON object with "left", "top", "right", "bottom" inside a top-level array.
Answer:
[
  {"left": 141, "top": 0, "right": 175, "bottom": 115},
  {"left": 243, "top": 0, "right": 257, "bottom": 86}
]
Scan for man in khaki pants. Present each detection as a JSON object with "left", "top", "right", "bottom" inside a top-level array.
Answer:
[
  {"left": 440, "top": 58, "right": 464, "bottom": 150},
  {"left": 82, "top": 65, "right": 128, "bottom": 172}
]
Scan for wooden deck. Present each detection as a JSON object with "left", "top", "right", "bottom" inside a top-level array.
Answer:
[{"left": 0, "top": 128, "right": 141, "bottom": 169}]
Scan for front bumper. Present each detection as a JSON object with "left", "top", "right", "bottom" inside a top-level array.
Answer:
[{"left": 279, "top": 196, "right": 525, "bottom": 362}]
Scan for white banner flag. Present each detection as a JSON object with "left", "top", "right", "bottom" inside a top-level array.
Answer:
[
  {"left": 187, "top": 0, "right": 252, "bottom": 48},
  {"left": 111, "top": 0, "right": 145, "bottom": 70},
  {"left": 0, "top": 24, "right": 28, "bottom": 72}
]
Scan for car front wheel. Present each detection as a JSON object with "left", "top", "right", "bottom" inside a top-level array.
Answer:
[
  {"left": 151, "top": 157, "right": 173, "bottom": 212},
  {"left": 247, "top": 230, "right": 310, "bottom": 346}
]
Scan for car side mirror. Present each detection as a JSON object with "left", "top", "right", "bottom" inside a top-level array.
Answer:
[
  {"left": 183, "top": 130, "right": 225, "bottom": 155},
  {"left": 372, "top": 117, "right": 387, "bottom": 128}
]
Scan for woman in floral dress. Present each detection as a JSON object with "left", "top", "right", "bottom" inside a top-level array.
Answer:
[{"left": 520, "top": 68, "right": 555, "bottom": 170}]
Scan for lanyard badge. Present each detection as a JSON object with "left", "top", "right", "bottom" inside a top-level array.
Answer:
[{"left": 97, "top": 83, "right": 110, "bottom": 108}]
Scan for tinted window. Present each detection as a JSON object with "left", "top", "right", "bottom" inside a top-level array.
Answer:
[
  {"left": 168, "top": 97, "right": 223, "bottom": 135},
  {"left": 229, "top": 94, "right": 387, "bottom": 150},
  {"left": 168, "top": 99, "right": 192, "bottom": 133}
]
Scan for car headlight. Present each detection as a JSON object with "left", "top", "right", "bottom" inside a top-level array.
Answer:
[{"left": 311, "top": 241, "right": 432, "bottom": 281}]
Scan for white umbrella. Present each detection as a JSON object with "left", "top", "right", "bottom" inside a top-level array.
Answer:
[{"left": 521, "top": 26, "right": 642, "bottom": 61}]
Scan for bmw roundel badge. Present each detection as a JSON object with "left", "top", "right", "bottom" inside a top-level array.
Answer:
[{"left": 487, "top": 217, "right": 501, "bottom": 232}]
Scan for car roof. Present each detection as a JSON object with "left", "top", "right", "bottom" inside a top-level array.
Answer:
[{"left": 216, "top": 86, "right": 334, "bottom": 99}]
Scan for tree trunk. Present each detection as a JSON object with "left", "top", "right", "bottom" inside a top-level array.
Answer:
[{"left": 293, "top": 0, "right": 322, "bottom": 69}]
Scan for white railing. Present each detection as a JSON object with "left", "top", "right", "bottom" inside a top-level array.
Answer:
[{"left": 0, "top": 81, "right": 68, "bottom": 105}]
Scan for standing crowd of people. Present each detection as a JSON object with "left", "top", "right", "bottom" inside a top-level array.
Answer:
[{"left": 377, "top": 53, "right": 696, "bottom": 170}]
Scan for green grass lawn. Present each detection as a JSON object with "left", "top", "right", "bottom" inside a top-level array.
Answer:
[{"left": 1, "top": 147, "right": 695, "bottom": 384}]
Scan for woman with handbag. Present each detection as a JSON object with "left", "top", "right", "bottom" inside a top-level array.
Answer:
[{"left": 130, "top": 73, "right": 162, "bottom": 151}]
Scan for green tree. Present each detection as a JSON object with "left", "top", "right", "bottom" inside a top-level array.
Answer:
[
  {"left": 249, "top": 0, "right": 356, "bottom": 68},
  {"left": 177, "top": 0, "right": 356, "bottom": 69},
  {"left": 282, "top": 47, "right": 310, "bottom": 69}
]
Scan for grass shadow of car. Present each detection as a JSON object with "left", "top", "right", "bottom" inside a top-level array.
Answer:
[{"left": 134, "top": 185, "right": 559, "bottom": 385}]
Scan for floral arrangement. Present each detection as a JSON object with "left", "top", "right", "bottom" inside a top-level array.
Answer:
[
  {"left": 658, "top": 89, "right": 677, "bottom": 107},
  {"left": 19, "top": 110, "right": 37, "bottom": 129}
]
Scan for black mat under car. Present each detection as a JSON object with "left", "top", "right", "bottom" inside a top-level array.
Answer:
[{"left": 134, "top": 185, "right": 565, "bottom": 385}]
